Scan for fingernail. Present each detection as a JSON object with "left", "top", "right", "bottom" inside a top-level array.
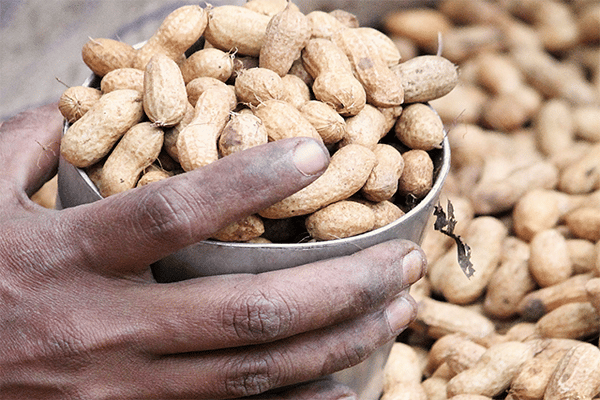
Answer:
[
  {"left": 402, "top": 249, "right": 426, "bottom": 286},
  {"left": 386, "top": 295, "right": 417, "bottom": 334},
  {"left": 293, "top": 139, "right": 329, "bottom": 176}
]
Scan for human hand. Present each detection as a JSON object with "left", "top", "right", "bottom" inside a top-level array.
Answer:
[{"left": 0, "top": 103, "right": 425, "bottom": 399}]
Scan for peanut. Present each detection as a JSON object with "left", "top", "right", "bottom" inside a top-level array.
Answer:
[
  {"left": 483, "top": 237, "right": 536, "bottom": 319},
  {"left": 99, "top": 122, "right": 164, "bottom": 197},
  {"left": 446, "top": 341, "right": 537, "bottom": 397},
  {"left": 179, "top": 48, "right": 234, "bottom": 84},
  {"left": 395, "top": 103, "right": 444, "bottom": 151},
  {"left": 301, "top": 38, "right": 366, "bottom": 116},
  {"left": 210, "top": 215, "right": 264, "bottom": 242},
  {"left": 176, "top": 85, "right": 236, "bottom": 171},
  {"left": 333, "top": 27, "right": 404, "bottom": 107},
  {"left": 517, "top": 273, "right": 594, "bottom": 321},
  {"left": 391, "top": 55, "right": 458, "bottom": 103},
  {"left": 529, "top": 229, "right": 573, "bottom": 288},
  {"left": 253, "top": 99, "right": 321, "bottom": 142},
  {"left": 258, "top": 144, "right": 376, "bottom": 219},
  {"left": 259, "top": 2, "right": 311, "bottom": 77},
  {"left": 133, "top": 5, "right": 208, "bottom": 70},
  {"left": 412, "top": 297, "right": 496, "bottom": 340},
  {"left": 543, "top": 342, "right": 600, "bottom": 400},
  {"left": 360, "top": 144, "right": 405, "bottom": 203},
  {"left": 535, "top": 302, "right": 600, "bottom": 340},
  {"left": 298, "top": 100, "right": 346, "bottom": 145},
  {"left": 204, "top": 5, "right": 270, "bottom": 57},
  {"left": 280, "top": 74, "right": 311, "bottom": 109},
  {"left": 61, "top": 89, "right": 144, "bottom": 168},
  {"left": 142, "top": 53, "right": 188, "bottom": 127},
  {"left": 234, "top": 67, "right": 284, "bottom": 107},
  {"left": 58, "top": 86, "right": 102, "bottom": 123},
  {"left": 217, "top": 112, "right": 267, "bottom": 157},
  {"left": 397, "top": 149, "right": 434, "bottom": 199},
  {"left": 510, "top": 338, "right": 581, "bottom": 400},
  {"left": 100, "top": 68, "right": 144, "bottom": 93},
  {"left": 81, "top": 38, "right": 135, "bottom": 77},
  {"left": 305, "top": 200, "right": 375, "bottom": 240}
]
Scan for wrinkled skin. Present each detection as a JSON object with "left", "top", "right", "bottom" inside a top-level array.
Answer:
[{"left": 0, "top": 103, "right": 425, "bottom": 400}]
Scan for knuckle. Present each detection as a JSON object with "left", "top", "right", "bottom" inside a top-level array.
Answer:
[
  {"left": 224, "top": 288, "right": 296, "bottom": 343},
  {"left": 222, "top": 351, "right": 282, "bottom": 398},
  {"left": 137, "top": 185, "right": 206, "bottom": 243}
]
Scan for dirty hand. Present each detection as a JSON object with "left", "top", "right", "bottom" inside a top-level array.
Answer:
[{"left": 0, "top": 104, "right": 425, "bottom": 399}]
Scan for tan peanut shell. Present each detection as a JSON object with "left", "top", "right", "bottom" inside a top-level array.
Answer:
[
  {"left": 137, "top": 165, "right": 172, "bottom": 187},
  {"left": 163, "top": 101, "right": 195, "bottom": 162},
  {"left": 186, "top": 76, "right": 229, "bottom": 106},
  {"left": 512, "top": 188, "right": 582, "bottom": 242},
  {"left": 99, "top": 122, "right": 164, "bottom": 197},
  {"left": 509, "top": 338, "right": 581, "bottom": 400},
  {"left": 412, "top": 297, "right": 496, "bottom": 340},
  {"left": 535, "top": 302, "right": 600, "bottom": 339},
  {"left": 446, "top": 341, "right": 537, "bottom": 397},
  {"left": 305, "top": 200, "right": 375, "bottom": 240},
  {"left": 360, "top": 144, "right": 405, "bottom": 202},
  {"left": 544, "top": 342, "right": 600, "bottom": 400},
  {"left": 176, "top": 86, "right": 236, "bottom": 171},
  {"left": 100, "top": 68, "right": 144, "bottom": 93},
  {"left": 234, "top": 67, "right": 284, "bottom": 106},
  {"left": 517, "top": 273, "right": 593, "bottom": 321},
  {"left": 243, "top": 0, "right": 299, "bottom": 17},
  {"left": 211, "top": 215, "right": 265, "bottom": 242},
  {"left": 329, "top": 9, "right": 359, "bottom": 28},
  {"left": 280, "top": 74, "right": 311, "bottom": 109},
  {"left": 445, "top": 338, "right": 487, "bottom": 376},
  {"left": 60, "top": 89, "right": 144, "bottom": 168},
  {"left": 528, "top": 229, "right": 573, "bottom": 288},
  {"left": 380, "top": 382, "right": 427, "bottom": 400},
  {"left": 299, "top": 100, "right": 346, "bottom": 145},
  {"left": 438, "top": 216, "right": 508, "bottom": 305},
  {"left": 392, "top": 55, "right": 459, "bottom": 103},
  {"left": 81, "top": 38, "right": 135, "bottom": 77},
  {"left": 259, "top": 3, "right": 311, "bottom": 77},
  {"left": 58, "top": 86, "right": 102, "bottom": 123},
  {"left": 259, "top": 144, "right": 376, "bottom": 219},
  {"left": 586, "top": 277, "right": 600, "bottom": 314},
  {"left": 179, "top": 48, "right": 234, "bottom": 83},
  {"left": 534, "top": 98, "right": 574, "bottom": 157},
  {"left": 218, "top": 112, "right": 268, "bottom": 157},
  {"left": 483, "top": 236, "right": 536, "bottom": 319},
  {"left": 565, "top": 206, "right": 600, "bottom": 242},
  {"left": 383, "top": 342, "right": 424, "bottom": 391},
  {"left": 253, "top": 99, "right": 321, "bottom": 142},
  {"left": 397, "top": 149, "right": 434, "bottom": 199},
  {"left": 305, "top": 10, "right": 346, "bottom": 39},
  {"left": 355, "top": 27, "right": 401, "bottom": 67},
  {"left": 421, "top": 376, "right": 449, "bottom": 400},
  {"left": 133, "top": 5, "right": 208, "bottom": 70},
  {"left": 355, "top": 199, "right": 405, "bottom": 229},
  {"left": 558, "top": 142, "right": 600, "bottom": 195},
  {"left": 301, "top": 38, "right": 366, "bottom": 116},
  {"left": 204, "top": 5, "right": 271, "bottom": 57},
  {"left": 339, "top": 105, "right": 388, "bottom": 150},
  {"left": 143, "top": 53, "right": 188, "bottom": 127},
  {"left": 395, "top": 103, "right": 444, "bottom": 151},
  {"left": 333, "top": 27, "right": 404, "bottom": 107},
  {"left": 568, "top": 239, "right": 597, "bottom": 274}
]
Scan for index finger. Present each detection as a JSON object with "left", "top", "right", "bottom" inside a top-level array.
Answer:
[{"left": 54, "top": 137, "right": 330, "bottom": 274}]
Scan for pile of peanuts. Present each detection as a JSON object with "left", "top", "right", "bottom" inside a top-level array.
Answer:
[
  {"left": 58, "top": 0, "right": 458, "bottom": 243},
  {"left": 379, "top": 0, "right": 600, "bottom": 399}
]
